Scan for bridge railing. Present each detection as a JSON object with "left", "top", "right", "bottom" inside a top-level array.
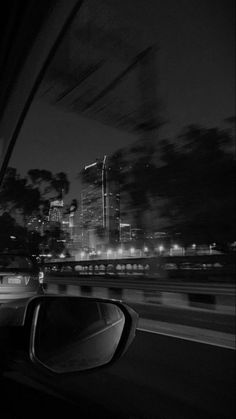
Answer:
[{"left": 42, "top": 254, "right": 235, "bottom": 282}]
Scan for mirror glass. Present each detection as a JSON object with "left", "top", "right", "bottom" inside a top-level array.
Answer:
[{"left": 32, "top": 298, "right": 125, "bottom": 373}]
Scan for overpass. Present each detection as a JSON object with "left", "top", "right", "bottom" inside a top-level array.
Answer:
[
  {"left": 41, "top": 254, "right": 235, "bottom": 315},
  {"left": 43, "top": 254, "right": 235, "bottom": 281}
]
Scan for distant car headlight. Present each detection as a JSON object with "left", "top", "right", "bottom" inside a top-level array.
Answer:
[{"left": 39, "top": 271, "right": 44, "bottom": 284}]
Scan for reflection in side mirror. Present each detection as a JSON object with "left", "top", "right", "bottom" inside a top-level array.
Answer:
[{"left": 31, "top": 298, "right": 127, "bottom": 373}]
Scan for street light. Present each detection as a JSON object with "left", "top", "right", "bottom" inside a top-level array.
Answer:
[
  {"left": 107, "top": 249, "right": 112, "bottom": 259},
  {"left": 130, "top": 247, "right": 135, "bottom": 256},
  {"left": 118, "top": 248, "right": 123, "bottom": 256},
  {"left": 172, "top": 243, "right": 185, "bottom": 256}
]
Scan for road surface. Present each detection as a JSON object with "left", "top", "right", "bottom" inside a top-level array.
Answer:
[{"left": 5, "top": 329, "right": 235, "bottom": 419}]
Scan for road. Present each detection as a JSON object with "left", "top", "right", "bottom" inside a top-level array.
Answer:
[
  {"left": 1, "top": 287, "right": 235, "bottom": 418},
  {"left": 54, "top": 330, "right": 236, "bottom": 419},
  {"left": 5, "top": 328, "right": 235, "bottom": 419}
]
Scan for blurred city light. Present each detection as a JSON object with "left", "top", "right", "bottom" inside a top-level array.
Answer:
[
  {"left": 130, "top": 247, "right": 135, "bottom": 254},
  {"left": 118, "top": 248, "right": 123, "bottom": 255},
  {"left": 144, "top": 246, "right": 148, "bottom": 252}
]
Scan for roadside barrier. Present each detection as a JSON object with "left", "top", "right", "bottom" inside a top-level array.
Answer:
[
  {"left": 42, "top": 254, "right": 235, "bottom": 282},
  {"left": 41, "top": 255, "right": 235, "bottom": 314},
  {"left": 42, "top": 276, "right": 235, "bottom": 315}
]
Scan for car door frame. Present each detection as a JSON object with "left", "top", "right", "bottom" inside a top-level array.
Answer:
[{"left": 0, "top": 0, "right": 83, "bottom": 184}]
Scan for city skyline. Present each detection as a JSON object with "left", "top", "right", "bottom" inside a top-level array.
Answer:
[{"left": 9, "top": 0, "right": 235, "bottom": 202}]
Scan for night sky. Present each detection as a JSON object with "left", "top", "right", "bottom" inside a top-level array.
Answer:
[{"left": 10, "top": 0, "right": 235, "bottom": 202}]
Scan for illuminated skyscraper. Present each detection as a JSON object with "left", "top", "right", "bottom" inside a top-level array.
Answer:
[
  {"left": 48, "top": 199, "right": 64, "bottom": 223},
  {"left": 80, "top": 156, "right": 120, "bottom": 248},
  {"left": 120, "top": 223, "right": 131, "bottom": 242}
]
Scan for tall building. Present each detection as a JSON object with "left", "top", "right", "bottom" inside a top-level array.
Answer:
[
  {"left": 80, "top": 156, "right": 120, "bottom": 249},
  {"left": 61, "top": 199, "right": 78, "bottom": 239},
  {"left": 48, "top": 199, "right": 64, "bottom": 223},
  {"left": 120, "top": 223, "right": 131, "bottom": 242}
]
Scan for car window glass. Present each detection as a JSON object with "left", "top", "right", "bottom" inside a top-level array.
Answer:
[
  {"left": 2, "top": 0, "right": 234, "bottom": 260},
  {"left": 0, "top": 1, "right": 235, "bottom": 417},
  {"left": 0, "top": 0, "right": 235, "bottom": 352}
]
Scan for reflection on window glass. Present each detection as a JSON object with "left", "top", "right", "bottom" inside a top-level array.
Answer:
[
  {"left": 0, "top": 0, "right": 235, "bottom": 416},
  {"left": 0, "top": 3, "right": 235, "bottom": 291}
]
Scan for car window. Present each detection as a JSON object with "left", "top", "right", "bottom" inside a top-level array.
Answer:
[
  {"left": 0, "top": 1, "right": 235, "bottom": 418},
  {"left": 2, "top": 0, "right": 235, "bottom": 260}
]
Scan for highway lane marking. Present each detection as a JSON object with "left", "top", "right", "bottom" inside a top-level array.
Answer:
[{"left": 137, "top": 319, "right": 235, "bottom": 350}]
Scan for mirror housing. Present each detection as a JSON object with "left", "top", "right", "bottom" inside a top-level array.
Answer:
[{"left": 24, "top": 295, "right": 138, "bottom": 374}]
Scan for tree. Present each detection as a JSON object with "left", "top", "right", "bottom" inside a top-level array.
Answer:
[
  {"left": 28, "top": 169, "right": 69, "bottom": 198},
  {"left": 153, "top": 125, "right": 235, "bottom": 245},
  {"left": 0, "top": 168, "right": 41, "bottom": 220},
  {"left": 0, "top": 167, "right": 70, "bottom": 254},
  {"left": 107, "top": 122, "right": 235, "bottom": 247},
  {"left": 0, "top": 167, "right": 70, "bottom": 222},
  {"left": 0, "top": 212, "right": 28, "bottom": 252}
]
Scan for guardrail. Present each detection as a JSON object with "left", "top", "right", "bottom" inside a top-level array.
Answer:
[
  {"left": 42, "top": 254, "right": 235, "bottom": 282},
  {"left": 41, "top": 255, "right": 235, "bottom": 314},
  {"left": 42, "top": 277, "right": 235, "bottom": 315}
]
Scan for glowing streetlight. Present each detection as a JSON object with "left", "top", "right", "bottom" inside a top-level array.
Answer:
[
  {"left": 144, "top": 246, "right": 148, "bottom": 252},
  {"left": 107, "top": 249, "right": 112, "bottom": 258},
  {"left": 173, "top": 244, "right": 179, "bottom": 250},
  {"left": 158, "top": 245, "right": 164, "bottom": 252},
  {"left": 130, "top": 247, "right": 135, "bottom": 255}
]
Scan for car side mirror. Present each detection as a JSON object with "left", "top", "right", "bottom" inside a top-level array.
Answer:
[{"left": 26, "top": 296, "right": 138, "bottom": 374}]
